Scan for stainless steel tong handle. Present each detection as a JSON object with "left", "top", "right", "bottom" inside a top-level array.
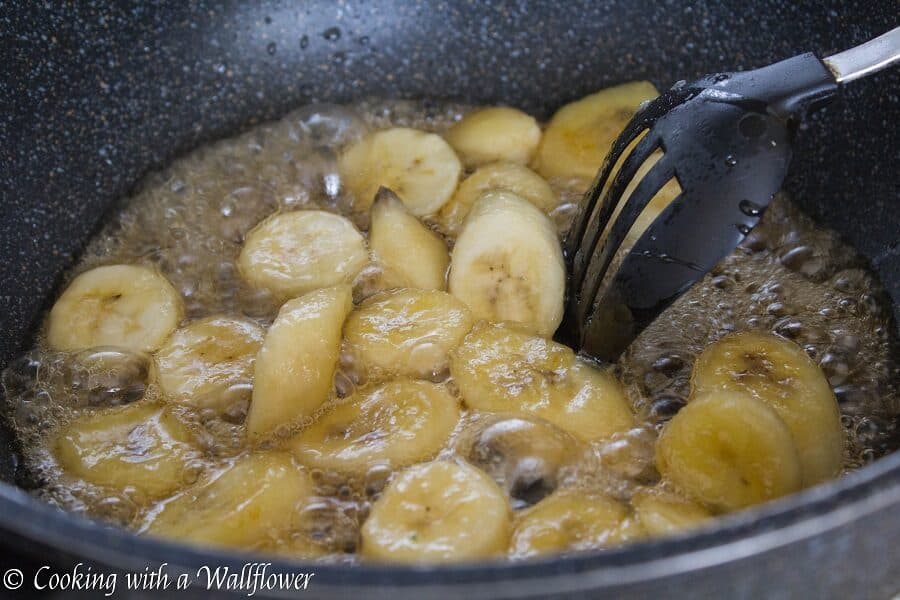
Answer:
[{"left": 823, "top": 26, "right": 900, "bottom": 83}]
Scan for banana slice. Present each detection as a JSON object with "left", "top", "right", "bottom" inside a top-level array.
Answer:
[
  {"left": 238, "top": 210, "right": 367, "bottom": 299},
  {"left": 361, "top": 460, "right": 511, "bottom": 563},
  {"left": 631, "top": 488, "right": 711, "bottom": 537},
  {"left": 459, "top": 414, "right": 584, "bottom": 505},
  {"left": 439, "top": 162, "right": 558, "bottom": 236},
  {"left": 54, "top": 402, "right": 201, "bottom": 500},
  {"left": 156, "top": 316, "right": 265, "bottom": 409},
  {"left": 656, "top": 391, "right": 803, "bottom": 511},
  {"left": 247, "top": 285, "right": 353, "bottom": 440},
  {"left": 533, "top": 81, "right": 659, "bottom": 180},
  {"left": 143, "top": 452, "right": 315, "bottom": 549},
  {"left": 450, "top": 322, "right": 634, "bottom": 442},
  {"left": 509, "top": 489, "right": 642, "bottom": 558},
  {"left": 343, "top": 288, "right": 474, "bottom": 380},
  {"left": 691, "top": 331, "right": 844, "bottom": 486},
  {"left": 444, "top": 107, "right": 542, "bottom": 168},
  {"left": 47, "top": 265, "right": 182, "bottom": 353},
  {"left": 262, "top": 498, "right": 360, "bottom": 558},
  {"left": 619, "top": 153, "right": 682, "bottom": 246},
  {"left": 448, "top": 191, "right": 565, "bottom": 336},
  {"left": 289, "top": 379, "right": 460, "bottom": 474},
  {"left": 338, "top": 127, "right": 462, "bottom": 215},
  {"left": 369, "top": 188, "right": 450, "bottom": 291}
]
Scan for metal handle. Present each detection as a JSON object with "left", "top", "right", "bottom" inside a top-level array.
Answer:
[{"left": 822, "top": 26, "right": 900, "bottom": 83}]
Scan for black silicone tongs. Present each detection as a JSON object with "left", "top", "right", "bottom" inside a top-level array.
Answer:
[{"left": 559, "top": 26, "right": 900, "bottom": 361}]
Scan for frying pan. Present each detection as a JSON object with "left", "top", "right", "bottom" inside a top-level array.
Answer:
[{"left": 1, "top": 1, "right": 898, "bottom": 597}]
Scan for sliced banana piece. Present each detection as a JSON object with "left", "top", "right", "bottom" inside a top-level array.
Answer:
[
  {"left": 246, "top": 284, "right": 353, "bottom": 440},
  {"left": 54, "top": 402, "right": 200, "bottom": 500},
  {"left": 369, "top": 188, "right": 450, "bottom": 291},
  {"left": 47, "top": 265, "right": 183, "bottom": 353},
  {"left": 361, "top": 460, "right": 511, "bottom": 563},
  {"left": 691, "top": 331, "right": 844, "bottom": 486},
  {"left": 444, "top": 107, "right": 542, "bottom": 168},
  {"left": 450, "top": 322, "right": 634, "bottom": 442},
  {"left": 439, "top": 162, "right": 558, "bottom": 236},
  {"left": 509, "top": 489, "right": 642, "bottom": 558},
  {"left": 459, "top": 414, "right": 584, "bottom": 505},
  {"left": 656, "top": 391, "right": 803, "bottom": 511},
  {"left": 156, "top": 315, "right": 265, "bottom": 409},
  {"left": 262, "top": 498, "right": 359, "bottom": 558},
  {"left": 449, "top": 191, "right": 565, "bottom": 336},
  {"left": 289, "top": 379, "right": 460, "bottom": 474},
  {"left": 238, "top": 210, "right": 367, "bottom": 299},
  {"left": 338, "top": 127, "right": 462, "bottom": 215},
  {"left": 143, "top": 452, "right": 315, "bottom": 549},
  {"left": 631, "top": 488, "right": 711, "bottom": 537},
  {"left": 620, "top": 153, "right": 682, "bottom": 246},
  {"left": 533, "top": 81, "right": 659, "bottom": 180},
  {"left": 343, "top": 288, "right": 474, "bottom": 380}
]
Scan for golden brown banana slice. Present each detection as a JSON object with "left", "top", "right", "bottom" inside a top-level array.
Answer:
[
  {"left": 47, "top": 265, "right": 183, "bottom": 353},
  {"left": 289, "top": 379, "right": 460, "bottom": 474},
  {"left": 448, "top": 191, "right": 565, "bottom": 336},
  {"left": 656, "top": 391, "right": 803, "bottom": 511},
  {"left": 438, "top": 162, "right": 558, "bottom": 236},
  {"left": 369, "top": 188, "right": 450, "bottom": 291},
  {"left": 262, "top": 498, "right": 360, "bottom": 558},
  {"left": 450, "top": 322, "right": 634, "bottom": 442},
  {"left": 509, "top": 489, "right": 642, "bottom": 558},
  {"left": 619, "top": 153, "right": 682, "bottom": 246},
  {"left": 459, "top": 414, "right": 584, "bottom": 505},
  {"left": 444, "top": 107, "right": 542, "bottom": 168},
  {"left": 246, "top": 285, "right": 353, "bottom": 440},
  {"left": 238, "top": 210, "right": 367, "bottom": 299},
  {"left": 338, "top": 127, "right": 462, "bottom": 215},
  {"left": 532, "top": 81, "right": 659, "bottom": 180},
  {"left": 691, "top": 331, "right": 844, "bottom": 486},
  {"left": 361, "top": 460, "right": 511, "bottom": 562},
  {"left": 156, "top": 315, "right": 265, "bottom": 408},
  {"left": 631, "top": 488, "right": 711, "bottom": 537},
  {"left": 343, "top": 288, "right": 474, "bottom": 380},
  {"left": 143, "top": 452, "right": 314, "bottom": 549},
  {"left": 54, "top": 402, "right": 201, "bottom": 499}
]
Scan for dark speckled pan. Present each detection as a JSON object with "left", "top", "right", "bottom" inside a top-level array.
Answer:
[{"left": 0, "top": 1, "right": 898, "bottom": 597}]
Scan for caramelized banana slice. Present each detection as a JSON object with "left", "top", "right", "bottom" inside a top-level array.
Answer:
[
  {"left": 370, "top": 189, "right": 450, "bottom": 291},
  {"left": 289, "top": 379, "right": 460, "bottom": 474},
  {"left": 509, "top": 489, "right": 642, "bottom": 558},
  {"left": 339, "top": 127, "right": 462, "bottom": 215},
  {"left": 450, "top": 322, "right": 634, "bottom": 442},
  {"left": 444, "top": 107, "right": 542, "bottom": 168},
  {"left": 439, "top": 162, "right": 558, "bottom": 236},
  {"left": 449, "top": 191, "right": 565, "bottom": 336},
  {"left": 238, "top": 211, "right": 367, "bottom": 300},
  {"left": 459, "top": 414, "right": 584, "bottom": 505},
  {"left": 143, "top": 452, "right": 315, "bottom": 549},
  {"left": 691, "top": 331, "right": 844, "bottom": 485},
  {"left": 47, "top": 265, "right": 183, "bottom": 353},
  {"left": 631, "top": 488, "right": 711, "bottom": 537},
  {"left": 361, "top": 460, "right": 511, "bottom": 562},
  {"left": 156, "top": 315, "right": 264, "bottom": 408},
  {"left": 533, "top": 81, "right": 659, "bottom": 180},
  {"left": 247, "top": 285, "right": 353, "bottom": 440},
  {"left": 656, "top": 391, "right": 803, "bottom": 511},
  {"left": 343, "top": 288, "right": 474, "bottom": 380},
  {"left": 55, "top": 402, "right": 200, "bottom": 499},
  {"left": 619, "top": 153, "right": 682, "bottom": 246}
]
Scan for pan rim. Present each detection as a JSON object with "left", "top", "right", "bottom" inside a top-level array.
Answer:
[{"left": 0, "top": 448, "right": 897, "bottom": 594}]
